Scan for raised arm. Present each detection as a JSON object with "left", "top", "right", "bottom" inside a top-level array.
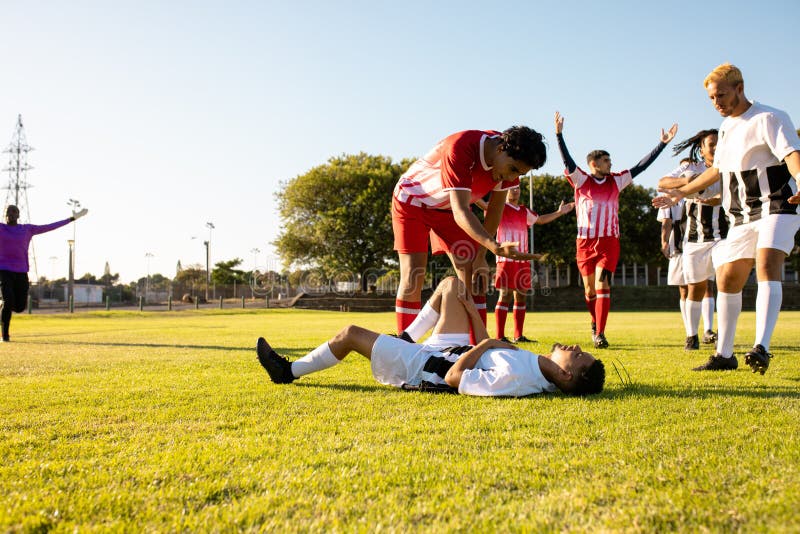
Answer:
[
  {"left": 629, "top": 124, "right": 677, "bottom": 178},
  {"left": 554, "top": 111, "right": 577, "bottom": 174},
  {"left": 30, "top": 209, "right": 88, "bottom": 236}
]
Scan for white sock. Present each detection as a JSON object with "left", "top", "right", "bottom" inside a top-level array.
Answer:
[
  {"left": 754, "top": 281, "right": 782, "bottom": 351},
  {"left": 403, "top": 302, "right": 440, "bottom": 342},
  {"left": 679, "top": 299, "right": 691, "bottom": 335},
  {"left": 702, "top": 296, "right": 715, "bottom": 333},
  {"left": 716, "top": 291, "right": 742, "bottom": 358},
  {"left": 686, "top": 300, "right": 702, "bottom": 337},
  {"left": 291, "top": 342, "right": 340, "bottom": 378}
]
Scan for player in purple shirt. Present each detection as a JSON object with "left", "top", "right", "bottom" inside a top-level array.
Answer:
[{"left": 0, "top": 204, "right": 88, "bottom": 342}]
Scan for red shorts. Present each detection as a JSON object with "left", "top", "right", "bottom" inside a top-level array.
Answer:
[
  {"left": 494, "top": 261, "right": 532, "bottom": 291},
  {"left": 392, "top": 197, "right": 479, "bottom": 259},
  {"left": 576, "top": 237, "right": 620, "bottom": 276}
]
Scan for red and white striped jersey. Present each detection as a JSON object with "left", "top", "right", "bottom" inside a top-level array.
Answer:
[
  {"left": 567, "top": 167, "right": 632, "bottom": 239},
  {"left": 496, "top": 203, "right": 538, "bottom": 263},
  {"left": 393, "top": 130, "right": 519, "bottom": 209}
]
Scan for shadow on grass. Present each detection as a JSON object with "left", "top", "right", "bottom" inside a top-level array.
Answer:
[
  {"left": 25, "top": 340, "right": 251, "bottom": 352},
  {"left": 603, "top": 382, "right": 800, "bottom": 400}
]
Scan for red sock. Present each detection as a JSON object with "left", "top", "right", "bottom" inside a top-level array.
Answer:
[
  {"left": 473, "top": 295, "right": 487, "bottom": 326},
  {"left": 595, "top": 289, "right": 611, "bottom": 334},
  {"left": 585, "top": 294, "right": 597, "bottom": 323},
  {"left": 494, "top": 302, "right": 509, "bottom": 339},
  {"left": 395, "top": 299, "right": 420, "bottom": 334},
  {"left": 513, "top": 303, "right": 526, "bottom": 340}
]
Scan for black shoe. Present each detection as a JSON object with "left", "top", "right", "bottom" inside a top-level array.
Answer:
[
  {"left": 594, "top": 333, "right": 609, "bottom": 349},
  {"left": 744, "top": 345, "right": 772, "bottom": 375},
  {"left": 702, "top": 330, "right": 717, "bottom": 344},
  {"left": 256, "top": 337, "right": 295, "bottom": 384},
  {"left": 498, "top": 336, "right": 512, "bottom": 343},
  {"left": 394, "top": 331, "right": 414, "bottom": 343},
  {"left": 512, "top": 335, "right": 535, "bottom": 343},
  {"left": 684, "top": 334, "right": 700, "bottom": 351},
  {"left": 692, "top": 353, "right": 738, "bottom": 371}
]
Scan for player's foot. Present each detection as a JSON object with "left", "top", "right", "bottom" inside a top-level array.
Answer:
[
  {"left": 593, "top": 333, "right": 609, "bottom": 349},
  {"left": 256, "top": 337, "right": 295, "bottom": 384},
  {"left": 498, "top": 336, "right": 511, "bottom": 343},
  {"left": 0, "top": 336, "right": 9, "bottom": 343},
  {"left": 512, "top": 335, "right": 535, "bottom": 343},
  {"left": 684, "top": 334, "right": 699, "bottom": 351},
  {"left": 744, "top": 344, "right": 772, "bottom": 375},
  {"left": 692, "top": 353, "right": 738, "bottom": 371},
  {"left": 702, "top": 330, "right": 717, "bottom": 344}
]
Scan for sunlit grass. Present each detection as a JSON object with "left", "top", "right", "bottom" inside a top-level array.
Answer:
[{"left": 1, "top": 308, "right": 799, "bottom": 531}]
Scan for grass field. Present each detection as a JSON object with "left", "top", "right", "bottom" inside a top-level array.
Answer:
[{"left": 2, "top": 308, "right": 799, "bottom": 532}]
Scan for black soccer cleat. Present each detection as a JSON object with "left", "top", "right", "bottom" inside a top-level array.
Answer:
[
  {"left": 702, "top": 330, "right": 717, "bottom": 344},
  {"left": 512, "top": 335, "right": 536, "bottom": 343},
  {"left": 692, "top": 353, "right": 738, "bottom": 371},
  {"left": 593, "top": 333, "right": 609, "bottom": 349},
  {"left": 684, "top": 334, "right": 700, "bottom": 351},
  {"left": 256, "top": 337, "right": 295, "bottom": 384},
  {"left": 498, "top": 336, "right": 511, "bottom": 343},
  {"left": 744, "top": 344, "right": 772, "bottom": 375}
]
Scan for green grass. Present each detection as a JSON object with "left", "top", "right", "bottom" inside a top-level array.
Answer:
[{"left": 2, "top": 308, "right": 799, "bottom": 532}]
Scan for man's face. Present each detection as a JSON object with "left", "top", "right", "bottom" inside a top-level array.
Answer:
[
  {"left": 550, "top": 343, "right": 596, "bottom": 377},
  {"left": 5, "top": 206, "right": 19, "bottom": 225},
  {"left": 492, "top": 152, "right": 532, "bottom": 183},
  {"left": 706, "top": 80, "right": 744, "bottom": 117},
  {"left": 701, "top": 133, "right": 718, "bottom": 164},
  {"left": 590, "top": 155, "right": 612, "bottom": 177}
]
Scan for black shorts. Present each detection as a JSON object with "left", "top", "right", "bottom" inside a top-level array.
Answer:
[{"left": 0, "top": 270, "right": 30, "bottom": 313}]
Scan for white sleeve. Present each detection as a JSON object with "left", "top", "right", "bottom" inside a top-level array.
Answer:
[
  {"left": 762, "top": 111, "right": 800, "bottom": 162},
  {"left": 666, "top": 162, "right": 692, "bottom": 178},
  {"left": 613, "top": 170, "right": 633, "bottom": 191},
  {"left": 656, "top": 206, "right": 672, "bottom": 222}
]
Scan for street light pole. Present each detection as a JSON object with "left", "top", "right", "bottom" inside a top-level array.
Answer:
[
  {"left": 67, "top": 240, "right": 75, "bottom": 308},
  {"left": 67, "top": 198, "right": 81, "bottom": 279},
  {"left": 145, "top": 252, "right": 154, "bottom": 304},
  {"left": 205, "top": 222, "right": 214, "bottom": 300}
]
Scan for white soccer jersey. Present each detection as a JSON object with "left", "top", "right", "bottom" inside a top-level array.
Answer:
[
  {"left": 459, "top": 347, "right": 558, "bottom": 396},
  {"left": 666, "top": 161, "right": 728, "bottom": 243},
  {"left": 496, "top": 203, "right": 539, "bottom": 264},
  {"left": 714, "top": 101, "right": 800, "bottom": 227},
  {"left": 567, "top": 168, "right": 633, "bottom": 239}
]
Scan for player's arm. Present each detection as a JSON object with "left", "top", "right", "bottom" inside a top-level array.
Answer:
[
  {"left": 653, "top": 167, "right": 722, "bottom": 208},
  {"left": 784, "top": 151, "right": 800, "bottom": 204},
  {"left": 30, "top": 209, "right": 89, "bottom": 236},
  {"left": 444, "top": 338, "right": 516, "bottom": 388},
  {"left": 658, "top": 175, "right": 691, "bottom": 189},
  {"left": 483, "top": 190, "right": 508, "bottom": 237},
  {"left": 534, "top": 201, "right": 574, "bottom": 225},
  {"left": 660, "top": 219, "right": 672, "bottom": 258},
  {"left": 554, "top": 112, "right": 577, "bottom": 174},
  {"left": 450, "top": 190, "right": 520, "bottom": 258},
  {"left": 629, "top": 124, "right": 677, "bottom": 179}
]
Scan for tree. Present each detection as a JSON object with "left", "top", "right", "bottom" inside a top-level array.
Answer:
[
  {"left": 211, "top": 258, "right": 248, "bottom": 285},
  {"left": 174, "top": 264, "right": 206, "bottom": 286},
  {"left": 274, "top": 153, "right": 411, "bottom": 291},
  {"left": 618, "top": 183, "right": 663, "bottom": 264}
]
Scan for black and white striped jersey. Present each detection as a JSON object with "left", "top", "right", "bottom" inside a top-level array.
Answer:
[{"left": 714, "top": 101, "right": 800, "bottom": 227}]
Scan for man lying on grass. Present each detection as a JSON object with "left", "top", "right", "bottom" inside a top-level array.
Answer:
[{"left": 256, "top": 277, "right": 605, "bottom": 397}]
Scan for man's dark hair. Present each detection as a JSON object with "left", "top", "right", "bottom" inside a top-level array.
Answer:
[
  {"left": 586, "top": 150, "right": 610, "bottom": 165},
  {"left": 571, "top": 359, "right": 605, "bottom": 396},
  {"left": 500, "top": 126, "right": 547, "bottom": 170},
  {"left": 672, "top": 129, "right": 718, "bottom": 163}
]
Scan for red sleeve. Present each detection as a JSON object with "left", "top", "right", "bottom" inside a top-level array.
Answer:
[{"left": 440, "top": 133, "right": 480, "bottom": 191}]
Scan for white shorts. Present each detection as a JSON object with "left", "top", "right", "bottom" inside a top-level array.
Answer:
[
  {"left": 712, "top": 214, "right": 800, "bottom": 268},
  {"left": 370, "top": 334, "right": 457, "bottom": 388},
  {"left": 682, "top": 241, "right": 718, "bottom": 284},
  {"left": 667, "top": 254, "right": 685, "bottom": 286}
]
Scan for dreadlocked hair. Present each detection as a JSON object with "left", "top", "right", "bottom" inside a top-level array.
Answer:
[
  {"left": 672, "top": 129, "right": 718, "bottom": 164},
  {"left": 500, "top": 126, "right": 547, "bottom": 170}
]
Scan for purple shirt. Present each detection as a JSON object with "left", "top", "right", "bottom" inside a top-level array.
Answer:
[{"left": 0, "top": 218, "right": 72, "bottom": 273}]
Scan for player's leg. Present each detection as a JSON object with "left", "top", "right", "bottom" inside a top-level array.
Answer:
[
  {"left": 511, "top": 289, "right": 530, "bottom": 342},
  {"left": 593, "top": 265, "right": 612, "bottom": 348},
  {"left": 402, "top": 275, "right": 451, "bottom": 342},
  {"left": 396, "top": 252, "right": 427, "bottom": 333},
  {"left": 685, "top": 280, "right": 707, "bottom": 351},
  {"left": 256, "top": 325, "right": 381, "bottom": 384},
  {"left": 0, "top": 271, "right": 18, "bottom": 342},
  {"left": 713, "top": 258, "right": 752, "bottom": 357},
  {"left": 431, "top": 276, "right": 474, "bottom": 337},
  {"left": 702, "top": 279, "right": 717, "bottom": 343},
  {"left": 581, "top": 271, "right": 597, "bottom": 338}
]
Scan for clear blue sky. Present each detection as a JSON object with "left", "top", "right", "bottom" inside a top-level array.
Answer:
[{"left": 2, "top": 0, "right": 798, "bottom": 282}]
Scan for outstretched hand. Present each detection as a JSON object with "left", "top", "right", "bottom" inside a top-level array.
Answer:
[
  {"left": 558, "top": 200, "right": 575, "bottom": 214},
  {"left": 554, "top": 111, "right": 564, "bottom": 134},
  {"left": 72, "top": 208, "right": 89, "bottom": 220},
  {"left": 652, "top": 189, "right": 684, "bottom": 208},
  {"left": 661, "top": 123, "right": 679, "bottom": 144},
  {"left": 495, "top": 241, "right": 521, "bottom": 259}
]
